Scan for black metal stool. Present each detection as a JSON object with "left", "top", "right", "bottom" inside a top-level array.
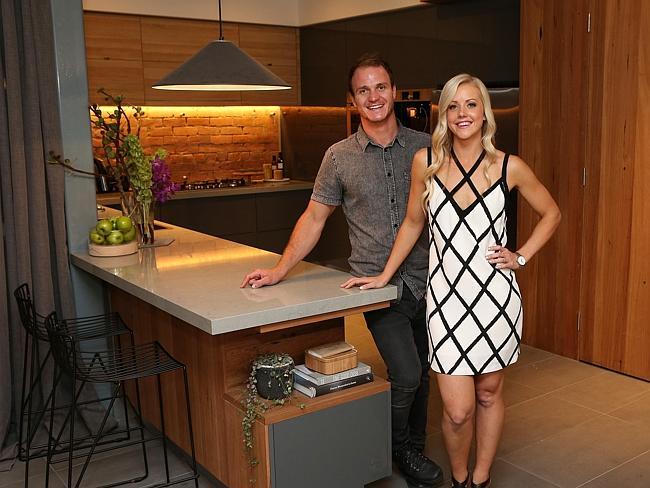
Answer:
[
  {"left": 45, "top": 311, "right": 199, "bottom": 488},
  {"left": 13, "top": 283, "right": 134, "bottom": 485}
]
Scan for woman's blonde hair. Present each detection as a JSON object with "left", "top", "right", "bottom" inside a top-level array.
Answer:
[{"left": 421, "top": 74, "right": 498, "bottom": 210}]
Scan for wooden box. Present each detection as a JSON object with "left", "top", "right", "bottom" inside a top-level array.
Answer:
[{"left": 305, "top": 342, "right": 358, "bottom": 374}]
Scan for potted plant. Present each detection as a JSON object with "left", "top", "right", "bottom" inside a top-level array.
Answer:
[{"left": 242, "top": 353, "right": 295, "bottom": 473}]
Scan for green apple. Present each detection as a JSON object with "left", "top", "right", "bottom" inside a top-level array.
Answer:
[
  {"left": 115, "top": 216, "right": 133, "bottom": 232},
  {"left": 96, "top": 219, "right": 114, "bottom": 236},
  {"left": 121, "top": 226, "right": 136, "bottom": 243},
  {"left": 106, "top": 230, "right": 124, "bottom": 245},
  {"left": 89, "top": 229, "right": 105, "bottom": 245}
]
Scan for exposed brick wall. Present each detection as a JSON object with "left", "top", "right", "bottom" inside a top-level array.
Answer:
[{"left": 91, "top": 106, "right": 280, "bottom": 182}]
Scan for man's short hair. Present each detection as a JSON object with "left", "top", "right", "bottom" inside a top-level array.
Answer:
[{"left": 347, "top": 53, "right": 395, "bottom": 95}]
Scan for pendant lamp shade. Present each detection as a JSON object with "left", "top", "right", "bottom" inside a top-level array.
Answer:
[{"left": 152, "top": 40, "right": 291, "bottom": 91}]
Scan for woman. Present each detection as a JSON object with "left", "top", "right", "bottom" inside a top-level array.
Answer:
[{"left": 342, "top": 73, "right": 561, "bottom": 488}]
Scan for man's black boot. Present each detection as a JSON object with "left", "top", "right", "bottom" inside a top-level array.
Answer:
[{"left": 392, "top": 442, "right": 444, "bottom": 487}]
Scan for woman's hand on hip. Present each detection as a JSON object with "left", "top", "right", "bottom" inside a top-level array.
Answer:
[{"left": 486, "top": 245, "right": 520, "bottom": 270}]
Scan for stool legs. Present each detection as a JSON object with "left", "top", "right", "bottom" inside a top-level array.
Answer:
[{"left": 182, "top": 367, "right": 199, "bottom": 488}]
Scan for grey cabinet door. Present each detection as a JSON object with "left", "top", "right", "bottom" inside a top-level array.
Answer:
[{"left": 269, "top": 391, "right": 391, "bottom": 488}]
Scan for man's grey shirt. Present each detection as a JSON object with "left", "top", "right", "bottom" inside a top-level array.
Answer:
[{"left": 311, "top": 124, "right": 430, "bottom": 300}]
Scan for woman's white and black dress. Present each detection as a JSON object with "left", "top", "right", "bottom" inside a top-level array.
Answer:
[{"left": 426, "top": 148, "right": 522, "bottom": 375}]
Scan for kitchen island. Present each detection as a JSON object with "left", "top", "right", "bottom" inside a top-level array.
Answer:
[{"left": 71, "top": 221, "right": 395, "bottom": 487}]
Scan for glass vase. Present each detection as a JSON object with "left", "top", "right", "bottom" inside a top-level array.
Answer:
[{"left": 134, "top": 200, "right": 155, "bottom": 246}]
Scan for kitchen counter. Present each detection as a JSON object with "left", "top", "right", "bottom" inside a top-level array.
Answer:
[
  {"left": 96, "top": 179, "right": 315, "bottom": 206},
  {"left": 70, "top": 221, "right": 394, "bottom": 335},
  {"left": 70, "top": 218, "right": 392, "bottom": 487}
]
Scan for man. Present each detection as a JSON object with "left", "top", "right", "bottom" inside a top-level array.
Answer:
[{"left": 241, "top": 54, "right": 443, "bottom": 488}]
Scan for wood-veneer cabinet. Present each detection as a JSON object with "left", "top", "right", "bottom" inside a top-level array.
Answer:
[
  {"left": 83, "top": 12, "right": 300, "bottom": 106},
  {"left": 518, "top": 0, "right": 650, "bottom": 380}
]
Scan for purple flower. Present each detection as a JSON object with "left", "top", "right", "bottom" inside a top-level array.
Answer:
[{"left": 151, "top": 155, "right": 179, "bottom": 203}]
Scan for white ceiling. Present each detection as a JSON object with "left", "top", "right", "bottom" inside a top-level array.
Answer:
[{"left": 81, "top": 0, "right": 425, "bottom": 27}]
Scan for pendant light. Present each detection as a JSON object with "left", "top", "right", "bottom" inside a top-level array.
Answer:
[{"left": 152, "top": 0, "right": 291, "bottom": 91}]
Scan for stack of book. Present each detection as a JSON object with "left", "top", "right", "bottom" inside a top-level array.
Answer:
[{"left": 292, "top": 362, "right": 373, "bottom": 398}]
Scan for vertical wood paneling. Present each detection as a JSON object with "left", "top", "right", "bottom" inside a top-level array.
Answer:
[
  {"left": 518, "top": 0, "right": 589, "bottom": 357},
  {"left": 579, "top": 0, "right": 649, "bottom": 380},
  {"left": 625, "top": 1, "right": 650, "bottom": 379}
]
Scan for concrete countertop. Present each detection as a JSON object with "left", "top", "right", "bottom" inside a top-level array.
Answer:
[
  {"left": 96, "top": 179, "right": 315, "bottom": 206},
  {"left": 71, "top": 218, "right": 395, "bottom": 336}
]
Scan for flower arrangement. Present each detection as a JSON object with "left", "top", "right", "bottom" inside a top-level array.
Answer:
[{"left": 51, "top": 90, "right": 178, "bottom": 244}]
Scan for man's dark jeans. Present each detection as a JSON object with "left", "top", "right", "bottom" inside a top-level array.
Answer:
[{"left": 364, "top": 286, "right": 430, "bottom": 450}]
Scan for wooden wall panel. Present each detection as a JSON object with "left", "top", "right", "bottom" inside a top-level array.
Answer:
[
  {"left": 625, "top": 2, "right": 650, "bottom": 379},
  {"left": 518, "top": 0, "right": 589, "bottom": 357},
  {"left": 84, "top": 13, "right": 145, "bottom": 104},
  {"left": 239, "top": 25, "right": 301, "bottom": 106},
  {"left": 580, "top": 0, "right": 649, "bottom": 380}
]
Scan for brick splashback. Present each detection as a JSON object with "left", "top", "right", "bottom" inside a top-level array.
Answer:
[{"left": 91, "top": 106, "right": 280, "bottom": 182}]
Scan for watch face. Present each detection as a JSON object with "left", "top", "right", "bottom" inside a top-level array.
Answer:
[{"left": 517, "top": 255, "right": 526, "bottom": 266}]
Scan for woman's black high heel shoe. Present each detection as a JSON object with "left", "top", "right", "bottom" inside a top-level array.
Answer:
[
  {"left": 451, "top": 476, "right": 469, "bottom": 487},
  {"left": 470, "top": 477, "right": 490, "bottom": 488}
]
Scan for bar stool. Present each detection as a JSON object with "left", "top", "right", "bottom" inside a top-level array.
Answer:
[
  {"left": 44, "top": 311, "right": 199, "bottom": 488},
  {"left": 13, "top": 283, "right": 133, "bottom": 485}
]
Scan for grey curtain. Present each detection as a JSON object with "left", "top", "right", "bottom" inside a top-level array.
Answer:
[{"left": 0, "top": 0, "right": 104, "bottom": 471}]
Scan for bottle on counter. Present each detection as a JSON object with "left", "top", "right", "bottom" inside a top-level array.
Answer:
[
  {"left": 272, "top": 153, "right": 284, "bottom": 180},
  {"left": 277, "top": 152, "right": 285, "bottom": 177}
]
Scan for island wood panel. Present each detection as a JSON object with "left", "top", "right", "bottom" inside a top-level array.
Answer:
[
  {"left": 518, "top": 0, "right": 589, "bottom": 357},
  {"left": 239, "top": 25, "right": 301, "bottom": 106},
  {"left": 83, "top": 13, "right": 145, "bottom": 105},
  {"left": 579, "top": 0, "right": 649, "bottom": 380},
  {"left": 109, "top": 285, "right": 345, "bottom": 482},
  {"left": 140, "top": 16, "right": 242, "bottom": 105}
]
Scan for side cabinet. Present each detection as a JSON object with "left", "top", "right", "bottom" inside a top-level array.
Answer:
[
  {"left": 224, "top": 381, "right": 391, "bottom": 488},
  {"left": 269, "top": 391, "right": 391, "bottom": 488}
]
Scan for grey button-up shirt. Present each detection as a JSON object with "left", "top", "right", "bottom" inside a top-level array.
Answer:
[{"left": 311, "top": 123, "right": 430, "bottom": 300}]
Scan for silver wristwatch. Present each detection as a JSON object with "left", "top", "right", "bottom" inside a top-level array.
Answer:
[{"left": 516, "top": 253, "right": 527, "bottom": 267}]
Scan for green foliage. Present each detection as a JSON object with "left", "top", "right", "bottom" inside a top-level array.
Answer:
[
  {"left": 123, "top": 134, "right": 152, "bottom": 207},
  {"left": 243, "top": 353, "right": 295, "bottom": 483}
]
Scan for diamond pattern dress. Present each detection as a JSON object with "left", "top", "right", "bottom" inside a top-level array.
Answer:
[{"left": 426, "top": 149, "right": 522, "bottom": 375}]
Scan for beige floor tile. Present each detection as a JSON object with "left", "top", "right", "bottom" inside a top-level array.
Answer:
[
  {"left": 502, "top": 415, "right": 650, "bottom": 487},
  {"left": 505, "top": 356, "right": 604, "bottom": 394},
  {"left": 510, "top": 344, "right": 558, "bottom": 369},
  {"left": 608, "top": 390, "right": 650, "bottom": 429},
  {"left": 578, "top": 450, "right": 650, "bottom": 487},
  {"left": 490, "top": 459, "right": 561, "bottom": 487},
  {"left": 503, "top": 376, "right": 546, "bottom": 407},
  {"left": 499, "top": 395, "right": 599, "bottom": 455},
  {"left": 549, "top": 369, "right": 650, "bottom": 414}
]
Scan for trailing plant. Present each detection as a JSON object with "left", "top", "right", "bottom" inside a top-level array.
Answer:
[{"left": 242, "top": 353, "right": 303, "bottom": 483}]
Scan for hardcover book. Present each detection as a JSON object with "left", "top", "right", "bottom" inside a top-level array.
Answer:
[
  {"left": 293, "top": 372, "right": 374, "bottom": 398},
  {"left": 293, "top": 362, "right": 372, "bottom": 386}
]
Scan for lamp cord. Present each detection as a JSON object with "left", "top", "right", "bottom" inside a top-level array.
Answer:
[{"left": 218, "top": 0, "right": 223, "bottom": 40}]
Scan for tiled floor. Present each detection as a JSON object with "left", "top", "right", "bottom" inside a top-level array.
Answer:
[{"left": 2, "top": 314, "right": 649, "bottom": 488}]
